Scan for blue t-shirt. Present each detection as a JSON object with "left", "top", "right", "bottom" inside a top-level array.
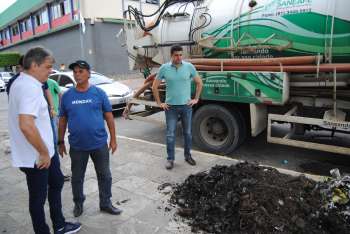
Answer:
[
  {"left": 156, "top": 61, "right": 198, "bottom": 105},
  {"left": 59, "top": 86, "right": 112, "bottom": 151}
]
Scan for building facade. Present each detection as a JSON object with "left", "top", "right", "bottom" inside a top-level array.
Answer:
[{"left": 0, "top": 0, "right": 159, "bottom": 75}]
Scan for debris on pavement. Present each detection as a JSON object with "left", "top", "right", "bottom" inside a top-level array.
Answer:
[
  {"left": 319, "top": 168, "right": 350, "bottom": 215},
  {"left": 170, "top": 162, "right": 350, "bottom": 234},
  {"left": 115, "top": 198, "right": 130, "bottom": 205},
  {"left": 158, "top": 182, "right": 175, "bottom": 195}
]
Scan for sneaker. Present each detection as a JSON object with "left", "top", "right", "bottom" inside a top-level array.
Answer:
[
  {"left": 55, "top": 222, "right": 81, "bottom": 234},
  {"left": 165, "top": 160, "right": 174, "bottom": 170},
  {"left": 185, "top": 156, "right": 196, "bottom": 166},
  {"left": 73, "top": 203, "right": 83, "bottom": 217}
]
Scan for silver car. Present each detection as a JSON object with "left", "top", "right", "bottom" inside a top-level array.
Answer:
[
  {"left": 0, "top": 79, "right": 5, "bottom": 92},
  {"left": 49, "top": 71, "right": 134, "bottom": 111},
  {"left": 0, "top": 71, "right": 14, "bottom": 85}
]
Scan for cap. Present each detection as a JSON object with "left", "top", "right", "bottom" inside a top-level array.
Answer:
[{"left": 68, "top": 60, "right": 90, "bottom": 70}]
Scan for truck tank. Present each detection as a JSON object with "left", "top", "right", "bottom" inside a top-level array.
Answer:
[{"left": 124, "top": 0, "right": 350, "bottom": 67}]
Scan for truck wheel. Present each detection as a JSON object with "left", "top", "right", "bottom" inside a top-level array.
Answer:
[{"left": 192, "top": 104, "right": 245, "bottom": 155}]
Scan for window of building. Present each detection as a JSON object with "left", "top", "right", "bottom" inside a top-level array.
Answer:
[
  {"left": 34, "top": 8, "right": 48, "bottom": 27},
  {"left": 11, "top": 24, "right": 20, "bottom": 36},
  {"left": 21, "top": 17, "right": 32, "bottom": 32},
  {"left": 52, "top": 4, "right": 60, "bottom": 19},
  {"left": 52, "top": 0, "right": 71, "bottom": 19},
  {"left": 3, "top": 29, "right": 10, "bottom": 40},
  {"left": 63, "top": 0, "right": 71, "bottom": 14},
  {"left": 73, "top": 0, "right": 79, "bottom": 11},
  {"left": 41, "top": 9, "right": 49, "bottom": 24}
]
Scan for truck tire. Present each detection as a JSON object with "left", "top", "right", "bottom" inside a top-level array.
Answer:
[{"left": 192, "top": 104, "right": 245, "bottom": 155}]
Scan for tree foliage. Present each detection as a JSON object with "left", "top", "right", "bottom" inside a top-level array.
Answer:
[{"left": 0, "top": 52, "right": 21, "bottom": 67}]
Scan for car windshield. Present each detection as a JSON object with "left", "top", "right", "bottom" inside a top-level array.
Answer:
[
  {"left": 89, "top": 73, "right": 113, "bottom": 85},
  {"left": 1, "top": 72, "right": 13, "bottom": 77}
]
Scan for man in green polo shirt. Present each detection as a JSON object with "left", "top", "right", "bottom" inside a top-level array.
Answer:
[
  {"left": 47, "top": 79, "right": 61, "bottom": 115},
  {"left": 152, "top": 45, "right": 203, "bottom": 170},
  {"left": 46, "top": 79, "right": 70, "bottom": 182}
]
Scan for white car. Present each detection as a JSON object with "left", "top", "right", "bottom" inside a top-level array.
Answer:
[
  {"left": 0, "top": 71, "right": 14, "bottom": 85},
  {"left": 0, "top": 79, "right": 5, "bottom": 92},
  {"left": 49, "top": 71, "right": 134, "bottom": 111}
]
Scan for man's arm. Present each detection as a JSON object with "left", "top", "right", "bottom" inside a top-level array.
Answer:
[
  {"left": 58, "top": 116, "right": 68, "bottom": 157},
  {"left": 152, "top": 79, "right": 168, "bottom": 110},
  {"left": 188, "top": 76, "right": 203, "bottom": 106},
  {"left": 45, "top": 89, "right": 56, "bottom": 117},
  {"left": 193, "top": 76, "right": 203, "bottom": 100},
  {"left": 19, "top": 114, "right": 51, "bottom": 169},
  {"left": 123, "top": 80, "right": 154, "bottom": 118},
  {"left": 104, "top": 112, "right": 117, "bottom": 154}
]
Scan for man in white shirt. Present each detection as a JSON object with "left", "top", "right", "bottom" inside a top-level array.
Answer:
[{"left": 8, "top": 47, "right": 81, "bottom": 234}]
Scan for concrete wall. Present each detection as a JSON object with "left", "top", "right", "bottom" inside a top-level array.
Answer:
[
  {"left": 0, "top": 21, "right": 132, "bottom": 76},
  {"left": 89, "top": 21, "right": 131, "bottom": 75}
]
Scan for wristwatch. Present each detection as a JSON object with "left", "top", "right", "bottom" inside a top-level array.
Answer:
[{"left": 57, "top": 140, "right": 64, "bottom": 145}]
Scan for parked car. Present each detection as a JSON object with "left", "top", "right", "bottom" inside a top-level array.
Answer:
[
  {"left": 49, "top": 71, "right": 134, "bottom": 111},
  {"left": 0, "top": 71, "right": 14, "bottom": 85},
  {"left": 0, "top": 79, "right": 5, "bottom": 92}
]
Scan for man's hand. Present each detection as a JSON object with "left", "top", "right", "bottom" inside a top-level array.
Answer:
[
  {"left": 159, "top": 103, "right": 169, "bottom": 110},
  {"left": 122, "top": 107, "right": 130, "bottom": 119},
  {"left": 109, "top": 139, "right": 117, "bottom": 154},
  {"left": 187, "top": 99, "right": 199, "bottom": 106},
  {"left": 36, "top": 153, "right": 51, "bottom": 169},
  {"left": 49, "top": 108, "right": 56, "bottom": 118},
  {"left": 58, "top": 143, "right": 67, "bottom": 157}
]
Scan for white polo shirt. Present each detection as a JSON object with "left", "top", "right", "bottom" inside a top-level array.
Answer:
[{"left": 8, "top": 72, "right": 54, "bottom": 168}]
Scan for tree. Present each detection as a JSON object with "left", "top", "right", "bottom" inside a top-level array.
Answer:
[{"left": 0, "top": 52, "right": 21, "bottom": 67}]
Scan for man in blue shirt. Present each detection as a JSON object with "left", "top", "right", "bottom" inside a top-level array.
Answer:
[
  {"left": 58, "top": 60, "right": 122, "bottom": 217},
  {"left": 152, "top": 45, "right": 203, "bottom": 170}
]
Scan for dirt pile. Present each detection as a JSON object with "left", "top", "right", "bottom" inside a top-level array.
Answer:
[{"left": 170, "top": 163, "right": 350, "bottom": 234}]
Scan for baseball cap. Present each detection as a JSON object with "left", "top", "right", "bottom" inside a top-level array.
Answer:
[{"left": 68, "top": 60, "right": 90, "bottom": 70}]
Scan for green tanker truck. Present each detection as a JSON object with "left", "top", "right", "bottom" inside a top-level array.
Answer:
[{"left": 122, "top": 0, "right": 350, "bottom": 155}]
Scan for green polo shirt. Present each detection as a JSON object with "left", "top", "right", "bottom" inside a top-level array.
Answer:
[
  {"left": 47, "top": 78, "right": 61, "bottom": 113},
  {"left": 156, "top": 61, "right": 198, "bottom": 105}
]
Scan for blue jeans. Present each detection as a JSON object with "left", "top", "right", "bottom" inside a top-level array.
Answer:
[
  {"left": 52, "top": 116, "right": 59, "bottom": 144},
  {"left": 69, "top": 144, "right": 112, "bottom": 207},
  {"left": 20, "top": 154, "right": 65, "bottom": 234},
  {"left": 165, "top": 105, "right": 192, "bottom": 161}
]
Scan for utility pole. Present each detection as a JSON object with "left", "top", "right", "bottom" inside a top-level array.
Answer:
[{"left": 78, "top": 0, "right": 85, "bottom": 59}]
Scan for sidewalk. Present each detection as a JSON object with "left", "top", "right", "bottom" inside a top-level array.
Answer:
[{"left": 0, "top": 131, "right": 240, "bottom": 234}]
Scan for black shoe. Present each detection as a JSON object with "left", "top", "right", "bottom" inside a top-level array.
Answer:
[
  {"left": 165, "top": 160, "right": 174, "bottom": 170},
  {"left": 55, "top": 222, "right": 81, "bottom": 234},
  {"left": 73, "top": 203, "right": 83, "bottom": 217},
  {"left": 100, "top": 204, "right": 123, "bottom": 215},
  {"left": 185, "top": 156, "right": 196, "bottom": 166},
  {"left": 63, "top": 175, "right": 70, "bottom": 182}
]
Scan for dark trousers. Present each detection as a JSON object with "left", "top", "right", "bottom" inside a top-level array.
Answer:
[
  {"left": 20, "top": 154, "right": 65, "bottom": 234},
  {"left": 69, "top": 144, "right": 112, "bottom": 207}
]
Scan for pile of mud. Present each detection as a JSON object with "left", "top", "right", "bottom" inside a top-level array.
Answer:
[{"left": 170, "top": 163, "right": 350, "bottom": 234}]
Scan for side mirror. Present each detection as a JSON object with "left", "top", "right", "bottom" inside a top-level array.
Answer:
[{"left": 65, "top": 83, "right": 74, "bottom": 88}]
